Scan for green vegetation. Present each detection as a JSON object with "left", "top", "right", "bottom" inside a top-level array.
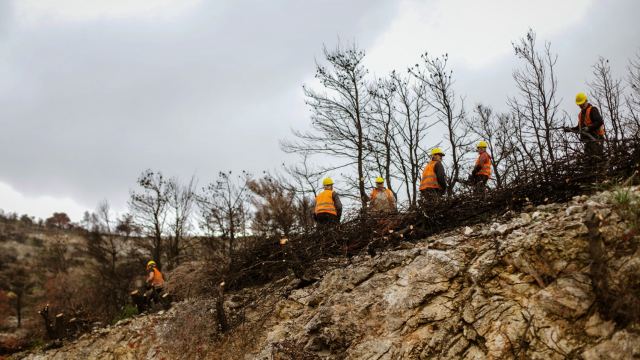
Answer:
[
  {"left": 112, "top": 304, "right": 139, "bottom": 324},
  {"left": 611, "top": 186, "right": 640, "bottom": 231}
]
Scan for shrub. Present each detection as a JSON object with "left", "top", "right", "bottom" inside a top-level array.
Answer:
[
  {"left": 159, "top": 299, "right": 220, "bottom": 358},
  {"left": 112, "top": 304, "right": 138, "bottom": 324}
]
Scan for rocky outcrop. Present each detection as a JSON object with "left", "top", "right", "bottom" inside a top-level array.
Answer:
[
  {"left": 20, "top": 188, "right": 640, "bottom": 359},
  {"left": 246, "top": 188, "right": 640, "bottom": 359}
]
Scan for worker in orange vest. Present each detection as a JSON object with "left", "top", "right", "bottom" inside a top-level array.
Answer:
[
  {"left": 368, "top": 177, "right": 397, "bottom": 214},
  {"left": 420, "top": 148, "right": 447, "bottom": 200},
  {"left": 146, "top": 260, "right": 165, "bottom": 288},
  {"left": 564, "top": 92, "right": 605, "bottom": 161},
  {"left": 311, "top": 177, "right": 343, "bottom": 225},
  {"left": 469, "top": 141, "right": 492, "bottom": 194}
]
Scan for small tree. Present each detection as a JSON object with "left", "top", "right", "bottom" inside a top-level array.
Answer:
[
  {"left": 199, "top": 171, "right": 252, "bottom": 258},
  {"left": 248, "top": 176, "right": 298, "bottom": 238},
  {"left": 0, "top": 252, "right": 35, "bottom": 328},
  {"left": 283, "top": 155, "right": 323, "bottom": 234},
  {"left": 45, "top": 212, "right": 71, "bottom": 229}
]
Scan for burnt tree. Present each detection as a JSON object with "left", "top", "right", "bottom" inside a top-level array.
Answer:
[{"left": 283, "top": 43, "right": 371, "bottom": 207}]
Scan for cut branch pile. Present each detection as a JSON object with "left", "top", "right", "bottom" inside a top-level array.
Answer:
[{"left": 226, "top": 139, "right": 640, "bottom": 291}]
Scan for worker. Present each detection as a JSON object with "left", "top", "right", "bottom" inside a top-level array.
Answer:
[
  {"left": 311, "top": 177, "right": 343, "bottom": 225},
  {"left": 469, "top": 141, "right": 492, "bottom": 194},
  {"left": 564, "top": 92, "right": 605, "bottom": 162},
  {"left": 146, "top": 260, "right": 164, "bottom": 288},
  {"left": 145, "top": 260, "right": 164, "bottom": 305},
  {"left": 368, "top": 177, "right": 397, "bottom": 214},
  {"left": 420, "top": 148, "right": 447, "bottom": 200}
]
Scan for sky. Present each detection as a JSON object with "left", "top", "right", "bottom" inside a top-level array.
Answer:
[{"left": 0, "top": 0, "right": 638, "bottom": 221}]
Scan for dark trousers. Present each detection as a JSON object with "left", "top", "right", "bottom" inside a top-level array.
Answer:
[
  {"left": 584, "top": 140, "right": 604, "bottom": 160},
  {"left": 420, "top": 188, "right": 443, "bottom": 205},
  {"left": 314, "top": 212, "right": 339, "bottom": 256},
  {"left": 314, "top": 212, "right": 339, "bottom": 225},
  {"left": 583, "top": 138, "right": 605, "bottom": 174},
  {"left": 469, "top": 174, "right": 489, "bottom": 194}
]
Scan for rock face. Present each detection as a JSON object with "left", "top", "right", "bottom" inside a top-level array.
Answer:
[{"left": 20, "top": 188, "right": 640, "bottom": 359}]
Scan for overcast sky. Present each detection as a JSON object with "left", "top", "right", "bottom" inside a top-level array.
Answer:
[{"left": 0, "top": 0, "right": 638, "bottom": 221}]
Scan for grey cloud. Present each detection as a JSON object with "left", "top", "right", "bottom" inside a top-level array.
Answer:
[
  {"left": 0, "top": 0, "right": 398, "bottom": 212},
  {"left": 455, "top": 0, "right": 640, "bottom": 116}
]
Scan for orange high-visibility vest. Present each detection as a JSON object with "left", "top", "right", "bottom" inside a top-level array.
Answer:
[
  {"left": 476, "top": 153, "right": 492, "bottom": 177},
  {"left": 578, "top": 105, "right": 605, "bottom": 136},
  {"left": 420, "top": 161, "right": 441, "bottom": 191},
  {"left": 151, "top": 268, "right": 164, "bottom": 287},
  {"left": 371, "top": 188, "right": 394, "bottom": 202},
  {"left": 315, "top": 190, "right": 337, "bottom": 216}
]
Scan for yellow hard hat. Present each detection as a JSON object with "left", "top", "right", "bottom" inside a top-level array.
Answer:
[
  {"left": 430, "top": 148, "right": 445, "bottom": 157},
  {"left": 375, "top": 177, "right": 384, "bottom": 183},
  {"left": 575, "top": 92, "right": 587, "bottom": 105},
  {"left": 146, "top": 260, "right": 156, "bottom": 269},
  {"left": 322, "top": 177, "right": 334, "bottom": 186},
  {"left": 477, "top": 141, "right": 488, "bottom": 148}
]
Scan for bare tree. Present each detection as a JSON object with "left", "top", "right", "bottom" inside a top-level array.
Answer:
[
  {"left": 626, "top": 51, "right": 640, "bottom": 136},
  {"left": 283, "top": 155, "right": 323, "bottom": 234},
  {"left": 199, "top": 171, "right": 252, "bottom": 258},
  {"left": 116, "top": 213, "right": 139, "bottom": 239},
  {"left": 166, "top": 176, "right": 197, "bottom": 270},
  {"left": 129, "top": 169, "right": 169, "bottom": 268},
  {"left": 368, "top": 76, "right": 396, "bottom": 193},
  {"left": 507, "top": 29, "right": 565, "bottom": 176},
  {"left": 589, "top": 57, "right": 625, "bottom": 144},
  {"left": 282, "top": 43, "right": 371, "bottom": 207},
  {"left": 411, "top": 53, "right": 469, "bottom": 194},
  {"left": 94, "top": 200, "right": 120, "bottom": 274},
  {"left": 389, "top": 71, "right": 431, "bottom": 206}
]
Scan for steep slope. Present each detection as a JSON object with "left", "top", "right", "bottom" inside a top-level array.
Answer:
[{"left": 20, "top": 187, "right": 640, "bottom": 359}]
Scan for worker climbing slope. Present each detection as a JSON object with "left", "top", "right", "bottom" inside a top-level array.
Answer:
[
  {"left": 469, "top": 141, "right": 492, "bottom": 194},
  {"left": 311, "top": 177, "right": 343, "bottom": 225},
  {"left": 145, "top": 260, "right": 165, "bottom": 304},
  {"left": 368, "top": 177, "right": 397, "bottom": 214},
  {"left": 420, "top": 148, "right": 447, "bottom": 202}
]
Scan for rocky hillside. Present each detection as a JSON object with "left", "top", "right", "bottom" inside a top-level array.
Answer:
[{"left": 19, "top": 187, "right": 640, "bottom": 359}]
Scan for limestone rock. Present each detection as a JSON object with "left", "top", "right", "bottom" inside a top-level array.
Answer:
[
  {"left": 463, "top": 226, "right": 474, "bottom": 236},
  {"left": 584, "top": 312, "right": 615, "bottom": 338},
  {"left": 583, "top": 330, "right": 640, "bottom": 360},
  {"left": 534, "top": 274, "right": 593, "bottom": 319}
]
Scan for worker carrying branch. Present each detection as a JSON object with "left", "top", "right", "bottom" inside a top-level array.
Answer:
[
  {"left": 469, "top": 141, "right": 492, "bottom": 194},
  {"left": 564, "top": 92, "right": 605, "bottom": 162},
  {"left": 311, "top": 177, "right": 343, "bottom": 225},
  {"left": 368, "top": 177, "right": 397, "bottom": 214},
  {"left": 420, "top": 148, "right": 447, "bottom": 201}
]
